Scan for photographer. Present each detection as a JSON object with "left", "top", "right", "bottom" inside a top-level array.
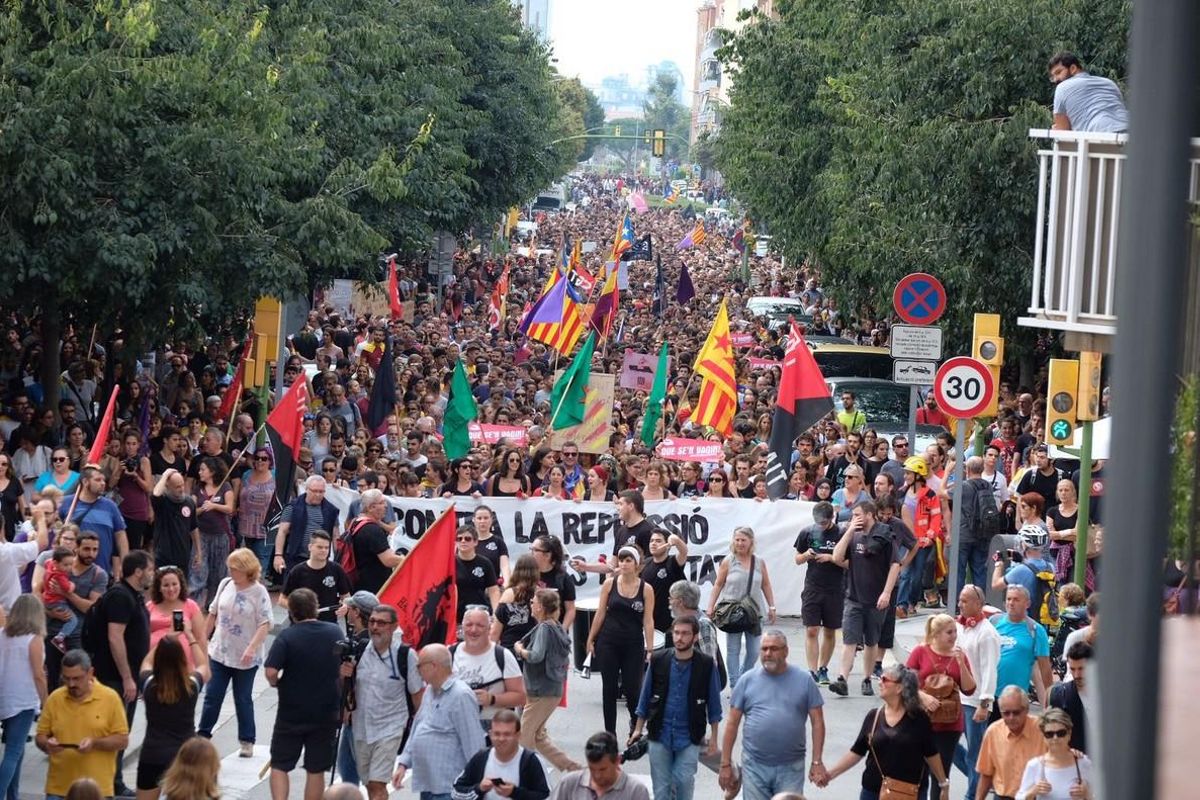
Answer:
[
  {"left": 264, "top": 588, "right": 343, "bottom": 800},
  {"left": 333, "top": 591, "right": 378, "bottom": 786},
  {"left": 342, "top": 604, "right": 423, "bottom": 800},
  {"left": 451, "top": 710, "right": 549, "bottom": 800},
  {"left": 113, "top": 430, "right": 153, "bottom": 552}
]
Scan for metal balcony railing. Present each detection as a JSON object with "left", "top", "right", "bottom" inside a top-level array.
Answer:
[{"left": 1020, "top": 129, "right": 1200, "bottom": 337}]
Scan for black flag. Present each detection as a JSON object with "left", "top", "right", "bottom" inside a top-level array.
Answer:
[
  {"left": 621, "top": 233, "right": 653, "bottom": 262},
  {"left": 766, "top": 322, "right": 834, "bottom": 499},
  {"left": 652, "top": 254, "right": 665, "bottom": 318}
]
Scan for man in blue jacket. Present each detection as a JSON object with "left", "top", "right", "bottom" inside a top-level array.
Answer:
[{"left": 273, "top": 475, "right": 340, "bottom": 574}]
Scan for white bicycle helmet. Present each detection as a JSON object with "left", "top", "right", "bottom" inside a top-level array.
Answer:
[{"left": 1019, "top": 524, "right": 1049, "bottom": 550}]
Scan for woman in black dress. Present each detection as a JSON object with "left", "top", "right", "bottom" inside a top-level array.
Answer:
[
  {"left": 821, "top": 664, "right": 950, "bottom": 800},
  {"left": 136, "top": 634, "right": 211, "bottom": 800}
]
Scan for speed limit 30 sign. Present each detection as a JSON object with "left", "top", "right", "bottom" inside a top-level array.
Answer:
[{"left": 933, "top": 357, "right": 996, "bottom": 419}]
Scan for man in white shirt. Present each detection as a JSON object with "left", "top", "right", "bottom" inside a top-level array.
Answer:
[
  {"left": 953, "top": 584, "right": 1001, "bottom": 800},
  {"left": 451, "top": 608, "right": 526, "bottom": 736},
  {"left": 0, "top": 503, "right": 49, "bottom": 611},
  {"left": 981, "top": 445, "right": 1010, "bottom": 507}
]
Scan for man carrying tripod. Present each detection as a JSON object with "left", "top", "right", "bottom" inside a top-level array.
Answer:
[{"left": 342, "top": 603, "right": 424, "bottom": 800}]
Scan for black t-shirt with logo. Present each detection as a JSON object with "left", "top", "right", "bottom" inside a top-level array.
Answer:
[
  {"left": 476, "top": 534, "right": 509, "bottom": 580},
  {"left": 151, "top": 493, "right": 198, "bottom": 572},
  {"left": 641, "top": 556, "right": 685, "bottom": 632},
  {"left": 794, "top": 522, "right": 845, "bottom": 593},
  {"left": 612, "top": 518, "right": 654, "bottom": 559},
  {"left": 845, "top": 523, "right": 901, "bottom": 605},
  {"left": 282, "top": 561, "right": 353, "bottom": 623},
  {"left": 456, "top": 554, "right": 498, "bottom": 622}
]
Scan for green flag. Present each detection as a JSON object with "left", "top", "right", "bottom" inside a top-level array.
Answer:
[
  {"left": 443, "top": 360, "right": 478, "bottom": 459},
  {"left": 549, "top": 332, "right": 597, "bottom": 430},
  {"left": 640, "top": 342, "right": 670, "bottom": 447}
]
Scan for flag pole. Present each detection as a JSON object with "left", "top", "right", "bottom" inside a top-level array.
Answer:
[{"left": 215, "top": 422, "right": 268, "bottom": 490}]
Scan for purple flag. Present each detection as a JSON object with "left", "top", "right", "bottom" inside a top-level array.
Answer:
[{"left": 676, "top": 263, "right": 696, "bottom": 304}]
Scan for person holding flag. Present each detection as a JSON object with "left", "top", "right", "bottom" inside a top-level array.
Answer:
[{"left": 765, "top": 321, "right": 833, "bottom": 500}]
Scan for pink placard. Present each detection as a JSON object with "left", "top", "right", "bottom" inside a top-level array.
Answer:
[
  {"left": 656, "top": 437, "right": 725, "bottom": 462},
  {"left": 468, "top": 423, "right": 528, "bottom": 447},
  {"left": 731, "top": 332, "right": 755, "bottom": 348},
  {"left": 747, "top": 356, "right": 782, "bottom": 369}
]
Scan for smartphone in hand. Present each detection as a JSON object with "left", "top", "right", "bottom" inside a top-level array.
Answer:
[{"left": 172, "top": 610, "right": 185, "bottom": 632}]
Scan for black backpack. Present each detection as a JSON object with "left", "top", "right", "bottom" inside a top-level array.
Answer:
[
  {"left": 449, "top": 641, "right": 507, "bottom": 688},
  {"left": 972, "top": 479, "right": 1005, "bottom": 538}
]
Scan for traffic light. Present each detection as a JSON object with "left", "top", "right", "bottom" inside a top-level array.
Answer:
[
  {"left": 613, "top": 125, "right": 620, "bottom": 137},
  {"left": 1046, "top": 358, "right": 1079, "bottom": 446},
  {"left": 1078, "top": 351, "right": 1101, "bottom": 421},
  {"left": 972, "top": 313, "right": 1004, "bottom": 416},
  {"left": 252, "top": 297, "right": 283, "bottom": 385},
  {"left": 652, "top": 129, "right": 666, "bottom": 157}
]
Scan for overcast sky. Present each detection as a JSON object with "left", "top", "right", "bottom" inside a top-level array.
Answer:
[{"left": 550, "top": 0, "right": 698, "bottom": 90}]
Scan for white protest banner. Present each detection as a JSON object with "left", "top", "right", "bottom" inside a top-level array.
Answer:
[
  {"left": 619, "top": 349, "right": 664, "bottom": 392},
  {"left": 323, "top": 488, "right": 814, "bottom": 615},
  {"left": 467, "top": 423, "right": 528, "bottom": 447},
  {"left": 655, "top": 437, "right": 724, "bottom": 463}
]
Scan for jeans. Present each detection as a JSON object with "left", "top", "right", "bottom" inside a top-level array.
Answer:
[
  {"left": 245, "top": 537, "right": 273, "bottom": 582},
  {"left": 337, "top": 722, "right": 359, "bottom": 784},
  {"left": 0, "top": 709, "right": 36, "bottom": 800},
  {"left": 954, "top": 707, "right": 989, "bottom": 800},
  {"left": 957, "top": 541, "right": 991, "bottom": 605},
  {"left": 725, "top": 629, "right": 762, "bottom": 688},
  {"left": 740, "top": 757, "right": 806, "bottom": 800},
  {"left": 420, "top": 794, "right": 451, "bottom": 800},
  {"left": 648, "top": 740, "right": 700, "bottom": 800},
  {"left": 198, "top": 659, "right": 258, "bottom": 744},
  {"left": 859, "top": 791, "right": 881, "bottom": 800},
  {"left": 899, "top": 547, "right": 932, "bottom": 608}
]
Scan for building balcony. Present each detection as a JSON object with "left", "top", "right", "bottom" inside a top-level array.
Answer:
[{"left": 1019, "top": 129, "right": 1200, "bottom": 344}]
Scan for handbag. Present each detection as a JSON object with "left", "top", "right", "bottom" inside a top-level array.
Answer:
[
  {"left": 922, "top": 650, "right": 962, "bottom": 726},
  {"left": 1164, "top": 572, "right": 1187, "bottom": 615},
  {"left": 868, "top": 708, "right": 921, "bottom": 800},
  {"left": 713, "top": 556, "right": 760, "bottom": 634}
]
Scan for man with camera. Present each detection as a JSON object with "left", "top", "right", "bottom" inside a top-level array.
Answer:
[
  {"left": 829, "top": 500, "right": 901, "bottom": 697},
  {"left": 551, "top": 732, "right": 650, "bottom": 800},
  {"left": 333, "top": 590, "right": 378, "bottom": 785},
  {"left": 629, "top": 615, "right": 722, "bottom": 800},
  {"left": 342, "top": 603, "right": 423, "bottom": 800},
  {"left": 265, "top": 588, "right": 344, "bottom": 800},
  {"left": 451, "top": 710, "right": 550, "bottom": 800},
  {"left": 452, "top": 606, "right": 527, "bottom": 737}
]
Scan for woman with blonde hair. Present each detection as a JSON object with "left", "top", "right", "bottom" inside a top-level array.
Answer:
[
  {"left": 906, "top": 613, "right": 976, "bottom": 800},
  {"left": 197, "top": 548, "right": 271, "bottom": 758},
  {"left": 1015, "top": 708, "right": 1093, "bottom": 800},
  {"left": 706, "top": 526, "right": 777, "bottom": 686},
  {"left": 0, "top": 595, "right": 48, "bottom": 800},
  {"left": 159, "top": 737, "right": 221, "bottom": 800}
]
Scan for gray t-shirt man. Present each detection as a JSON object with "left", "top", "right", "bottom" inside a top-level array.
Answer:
[
  {"left": 1053, "top": 72, "right": 1129, "bottom": 133},
  {"left": 731, "top": 664, "right": 824, "bottom": 765}
]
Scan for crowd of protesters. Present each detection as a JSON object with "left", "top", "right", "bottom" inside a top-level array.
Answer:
[{"left": 0, "top": 172, "right": 1129, "bottom": 800}]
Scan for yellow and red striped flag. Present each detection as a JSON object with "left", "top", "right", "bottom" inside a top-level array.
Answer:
[
  {"left": 522, "top": 269, "right": 585, "bottom": 355},
  {"left": 690, "top": 299, "right": 737, "bottom": 436}
]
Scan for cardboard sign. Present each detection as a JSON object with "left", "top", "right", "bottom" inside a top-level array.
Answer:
[
  {"left": 468, "top": 423, "right": 528, "bottom": 447},
  {"left": 657, "top": 437, "right": 725, "bottom": 462},
  {"left": 619, "top": 349, "right": 666, "bottom": 392},
  {"left": 747, "top": 357, "right": 781, "bottom": 369}
]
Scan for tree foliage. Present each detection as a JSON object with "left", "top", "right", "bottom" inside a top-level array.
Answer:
[
  {"left": 555, "top": 77, "right": 606, "bottom": 162},
  {"left": 0, "top": 0, "right": 571, "bottom": 402},
  {"left": 642, "top": 73, "right": 690, "bottom": 162},
  {"left": 714, "top": 0, "right": 1131, "bottom": 354}
]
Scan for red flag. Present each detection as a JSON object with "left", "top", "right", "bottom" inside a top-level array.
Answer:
[
  {"left": 765, "top": 321, "right": 833, "bottom": 498},
  {"left": 86, "top": 386, "right": 120, "bottom": 467},
  {"left": 377, "top": 508, "right": 459, "bottom": 647},
  {"left": 387, "top": 255, "right": 403, "bottom": 320},
  {"left": 265, "top": 377, "right": 309, "bottom": 505},
  {"left": 216, "top": 333, "right": 252, "bottom": 424}
]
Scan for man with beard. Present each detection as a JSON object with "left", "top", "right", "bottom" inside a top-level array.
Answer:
[
  {"left": 36, "top": 650, "right": 130, "bottom": 799},
  {"left": 44, "top": 532, "right": 109, "bottom": 687},
  {"left": 151, "top": 468, "right": 201, "bottom": 574}
]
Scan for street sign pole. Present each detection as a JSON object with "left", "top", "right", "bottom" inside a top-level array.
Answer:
[
  {"left": 908, "top": 385, "right": 918, "bottom": 457},
  {"left": 946, "top": 417, "right": 968, "bottom": 613},
  {"left": 1072, "top": 420, "right": 1094, "bottom": 587}
]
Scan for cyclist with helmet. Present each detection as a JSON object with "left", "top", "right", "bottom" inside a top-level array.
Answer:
[
  {"left": 991, "top": 525, "right": 1055, "bottom": 607},
  {"left": 897, "top": 456, "right": 942, "bottom": 618}
]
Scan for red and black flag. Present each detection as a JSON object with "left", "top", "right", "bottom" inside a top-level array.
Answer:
[
  {"left": 266, "top": 376, "right": 310, "bottom": 505},
  {"left": 366, "top": 335, "right": 397, "bottom": 436},
  {"left": 378, "top": 508, "right": 459, "bottom": 647},
  {"left": 765, "top": 321, "right": 833, "bottom": 499}
]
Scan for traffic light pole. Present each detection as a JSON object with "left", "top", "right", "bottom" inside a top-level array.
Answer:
[{"left": 1072, "top": 419, "right": 1094, "bottom": 588}]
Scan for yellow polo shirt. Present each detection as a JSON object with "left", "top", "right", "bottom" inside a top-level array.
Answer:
[
  {"left": 976, "top": 715, "right": 1047, "bottom": 797},
  {"left": 36, "top": 683, "right": 129, "bottom": 797}
]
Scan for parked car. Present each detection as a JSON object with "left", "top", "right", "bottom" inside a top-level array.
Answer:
[
  {"left": 825, "top": 377, "right": 945, "bottom": 451},
  {"left": 744, "top": 296, "right": 812, "bottom": 330}
]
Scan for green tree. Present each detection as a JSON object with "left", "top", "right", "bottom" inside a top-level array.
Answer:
[
  {"left": 555, "top": 77, "right": 606, "bottom": 162},
  {"left": 715, "top": 0, "right": 1131, "bottom": 355},
  {"left": 642, "top": 73, "right": 690, "bottom": 161}
]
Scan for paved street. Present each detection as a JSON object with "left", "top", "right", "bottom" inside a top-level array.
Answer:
[{"left": 17, "top": 610, "right": 967, "bottom": 800}]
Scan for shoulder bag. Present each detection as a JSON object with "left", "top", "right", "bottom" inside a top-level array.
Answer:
[
  {"left": 713, "top": 556, "right": 760, "bottom": 634},
  {"left": 921, "top": 649, "right": 962, "bottom": 726},
  {"left": 868, "top": 708, "right": 921, "bottom": 800},
  {"left": 1164, "top": 572, "right": 1188, "bottom": 615}
]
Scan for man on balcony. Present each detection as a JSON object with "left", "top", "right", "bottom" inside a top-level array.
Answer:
[{"left": 1049, "top": 52, "right": 1129, "bottom": 133}]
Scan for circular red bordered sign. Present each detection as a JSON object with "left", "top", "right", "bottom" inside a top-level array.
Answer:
[
  {"left": 893, "top": 273, "right": 947, "bottom": 326},
  {"left": 933, "top": 357, "right": 995, "bottom": 419}
]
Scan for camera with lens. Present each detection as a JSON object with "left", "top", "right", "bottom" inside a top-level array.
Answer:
[
  {"left": 332, "top": 636, "right": 368, "bottom": 664},
  {"left": 1006, "top": 548, "right": 1024, "bottom": 563},
  {"left": 123, "top": 457, "right": 140, "bottom": 472}
]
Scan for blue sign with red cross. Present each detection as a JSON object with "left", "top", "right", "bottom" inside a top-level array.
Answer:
[{"left": 892, "top": 273, "right": 947, "bottom": 326}]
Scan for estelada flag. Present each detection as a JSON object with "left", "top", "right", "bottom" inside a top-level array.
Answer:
[
  {"left": 765, "top": 320, "right": 833, "bottom": 499},
  {"left": 266, "top": 377, "right": 310, "bottom": 505},
  {"left": 377, "top": 507, "right": 459, "bottom": 647}
]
